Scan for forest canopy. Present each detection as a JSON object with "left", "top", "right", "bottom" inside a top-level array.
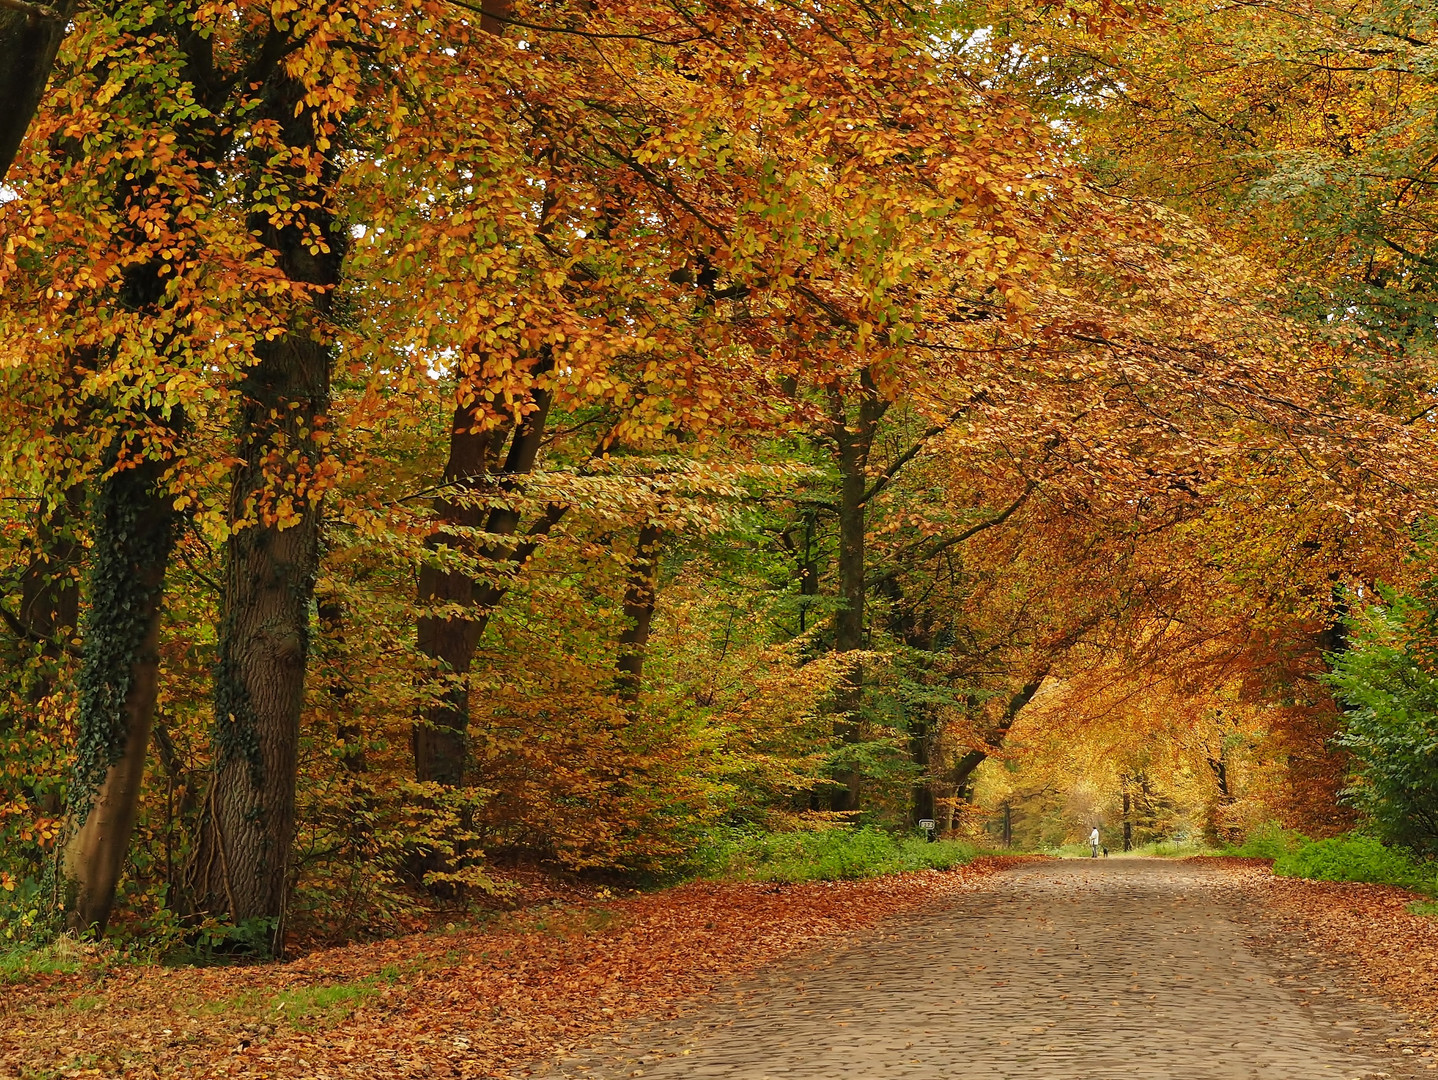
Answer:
[{"left": 0, "top": 0, "right": 1435, "bottom": 954}]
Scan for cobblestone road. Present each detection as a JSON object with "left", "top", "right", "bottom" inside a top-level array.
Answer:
[{"left": 534, "top": 859, "right": 1431, "bottom": 1080}]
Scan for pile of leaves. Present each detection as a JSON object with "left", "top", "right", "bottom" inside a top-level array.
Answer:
[{"left": 0, "top": 857, "right": 1030, "bottom": 1079}]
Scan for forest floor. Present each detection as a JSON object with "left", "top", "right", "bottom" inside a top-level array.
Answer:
[
  {"left": 3, "top": 855, "right": 1437, "bottom": 1079},
  {"left": 0, "top": 856, "right": 1032, "bottom": 1079}
]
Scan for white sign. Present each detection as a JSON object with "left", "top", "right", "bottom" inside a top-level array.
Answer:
[{"left": 918, "top": 819, "right": 936, "bottom": 830}]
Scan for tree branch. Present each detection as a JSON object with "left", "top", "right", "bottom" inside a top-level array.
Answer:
[
  {"left": 0, "top": 602, "right": 81, "bottom": 658},
  {"left": 915, "top": 479, "right": 1036, "bottom": 562},
  {"left": 440, "top": 0, "right": 707, "bottom": 44},
  {"left": 0, "top": 0, "right": 60, "bottom": 19},
  {"left": 863, "top": 407, "right": 966, "bottom": 505}
]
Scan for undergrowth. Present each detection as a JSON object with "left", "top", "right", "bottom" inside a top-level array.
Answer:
[
  {"left": 1222, "top": 821, "right": 1311, "bottom": 860},
  {"left": 1272, "top": 834, "right": 1438, "bottom": 895},
  {"left": 696, "top": 826, "right": 980, "bottom": 883}
]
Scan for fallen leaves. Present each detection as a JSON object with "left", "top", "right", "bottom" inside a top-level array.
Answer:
[
  {"left": 0, "top": 858, "right": 1030, "bottom": 1079},
  {"left": 1207, "top": 857, "right": 1438, "bottom": 1034}
]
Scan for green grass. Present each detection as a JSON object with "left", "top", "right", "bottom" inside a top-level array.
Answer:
[
  {"left": 1128, "top": 838, "right": 1215, "bottom": 858},
  {"left": 1040, "top": 836, "right": 1212, "bottom": 858},
  {"left": 1044, "top": 842, "right": 1095, "bottom": 859},
  {"left": 188, "top": 965, "right": 405, "bottom": 1030},
  {"left": 269, "top": 981, "right": 383, "bottom": 1026},
  {"left": 1407, "top": 900, "right": 1438, "bottom": 917},
  {"left": 0, "top": 940, "right": 85, "bottom": 983},
  {"left": 697, "top": 826, "right": 980, "bottom": 883}
]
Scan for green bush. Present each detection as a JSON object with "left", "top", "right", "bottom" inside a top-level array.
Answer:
[
  {"left": 697, "top": 826, "right": 978, "bottom": 883},
  {"left": 1273, "top": 835, "right": 1436, "bottom": 894},
  {"left": 1325, "top": 590, "right": 1438, "bottom": 857},
  {"left": 1226, "top": 821, "right": 1311, "bottom": 860}
]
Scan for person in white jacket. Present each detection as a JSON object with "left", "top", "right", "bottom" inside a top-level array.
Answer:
[{"left": 1090, "top": 826, "right": 1101, "bottom": 858}]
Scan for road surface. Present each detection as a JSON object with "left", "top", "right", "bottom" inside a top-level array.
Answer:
[{"left": 535, "top": 858, "right": 1429, "bottom": 1079}]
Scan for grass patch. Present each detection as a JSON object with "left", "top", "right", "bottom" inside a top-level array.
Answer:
[
  {"left": 1039, "top": 836, "right": 1211, "bottom": 858},
  {"left": 698, "top": 826, "right": 980, "bottom": 883},
  {"left": 1407, "top": 900, "right": 1438, "bottom": 917},
  {"left": 187, "top": 965, "right": 405, "bottom": 1031},
  {"left": 269, "top": 980, "right": 384, "bottom": 1027},
  {"left": 1128, "top": 837, "right": 1215, "bottom": 858},
  {"left": 0, "top": 939, "right": 87, "bottom": 983},
  {"left": 194, "top": 988, "right": 267, "bottom": 1016},
  {"left": 1044, "top": 842, "right": 1096, "bottom": 859}
]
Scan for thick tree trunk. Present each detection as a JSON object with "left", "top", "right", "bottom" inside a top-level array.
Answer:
[
  {"left": 188, "top": 70, "right": 342, "bottom": 952},
  {"left": 196, "top": 326, "right": 328, "bottom": 943},
  {"left": 1122, "top": 785, "right": 1133, "bottom": 851},
  {"left": 62, "top": 456, "right": 177, "bottom": 934},
  {"left": 615, "top": 523, "right": 662, "bottom": 702},
  {"left": 827, "top": 375, "right": 886, "bottom": 813},
  {"left": 413, "top": 382, "right": 553, "bottom": 786},
  {"left": 0, "top": 0, "right": 76, "bottom": 180}
]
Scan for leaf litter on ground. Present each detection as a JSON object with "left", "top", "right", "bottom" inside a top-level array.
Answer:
[{"left": 0, "top": 857, "right": 1033, "bottom": 1079}]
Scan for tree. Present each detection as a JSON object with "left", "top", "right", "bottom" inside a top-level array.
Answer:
[
  {"left": 1328, "top": 587, "right": 1438, "bottom": 856},
  {"left": 0, "top": 0, "right": 76, "bottom": 179}
]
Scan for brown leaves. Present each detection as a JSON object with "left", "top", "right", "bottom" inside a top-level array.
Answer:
[{"left": 0, "top": 859, "right": 1029, "bottom": 1079}]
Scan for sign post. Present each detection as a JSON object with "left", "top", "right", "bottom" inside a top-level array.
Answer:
[{"left": 918, "top": 818, "right": 936, "bottom": 843}]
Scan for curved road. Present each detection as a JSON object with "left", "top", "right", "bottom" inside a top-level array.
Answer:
[{"left": 537, "top": 859, "right": 1428, "bottom": 1079}]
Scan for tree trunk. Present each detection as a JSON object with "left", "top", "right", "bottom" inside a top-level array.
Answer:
[
  {"left": 60, "top": 239, "right": 186, "bottom": 935},
  {"left": 412, "top": 406, "right": 497, "bottom": 787},
  {"left": 1122, "top": 784, "right": 1133, "bottom": 851},
  {"left": 0, "top": 0, "right": 76, "bottom": 180},
  {"left": 413, "top": 380, "right": 553, "bottom": 786},
  {"left": 795, "top": 510, "right": 819, "bottom": 634},
  {"left": 615, "top": 523, "right": 662, "bottom": 702},
  {"left": 408, "top": 0, "right": 524, "bottom": 790},
  {"left": 909, "top": 719, "right": 934, "bottom": 826},
  {"left": 188, "top": 69, "right": 342, "bottom": 952},
  {"left": 62, "top": 456, "right": 177, "bottom": 934},
  {"left": 827, "top": 375, "right": 886, "bottom": 813}
]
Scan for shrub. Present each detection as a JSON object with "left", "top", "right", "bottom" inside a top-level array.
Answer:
[
  {"left": 1226, "top": 821, "right": 1311, "bottom": 860},
  {"left": 1325, "top": 591, "right": 1438, "bottom": 857},
  {"left": 1273, "top": 834, "right": 1435, "bottom": 894},
  {"left": 697, "top": 825, "right": 978, "bottom": 883}
]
